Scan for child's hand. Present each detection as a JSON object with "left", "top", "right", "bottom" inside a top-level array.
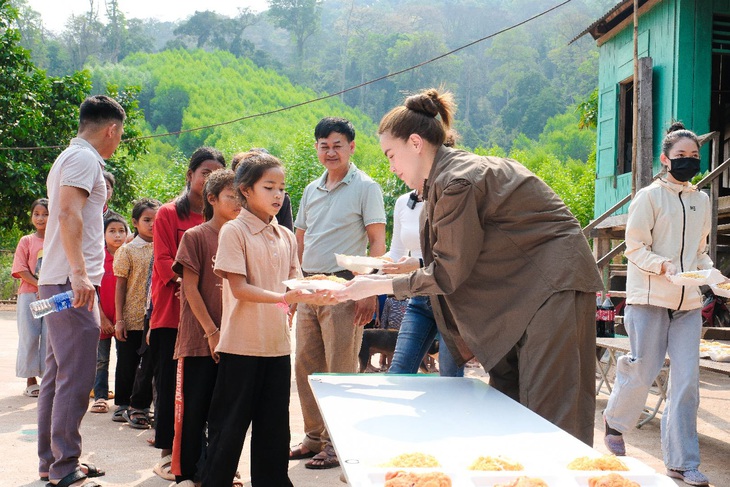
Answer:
[
  {"left": 101, "top": 316, "right": 115, "bottom": 335},
  {"left": 115, "top": 320, "right": 127, "bottom": 341},
  {"left": 207, "top": 332, "right": 220, "bottom": 363},
  {"left": 285, "top": 289, "right": 338, "bottom": 307}
]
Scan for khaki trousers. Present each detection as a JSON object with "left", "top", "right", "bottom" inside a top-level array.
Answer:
[
  {"left": 294, "top": 301, "right": 363, "bottom": 452},
  {"left": 489, "top": 290, "right": 596, "bottom": 445}
]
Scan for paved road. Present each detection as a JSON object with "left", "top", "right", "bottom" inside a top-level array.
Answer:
[{"left": 1, "top": 307, "right": 728, "bottom": 486}]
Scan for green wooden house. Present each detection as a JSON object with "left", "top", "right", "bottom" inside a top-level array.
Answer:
[{"left": 576, "top": 0, "right": 730, "bottom": 218}]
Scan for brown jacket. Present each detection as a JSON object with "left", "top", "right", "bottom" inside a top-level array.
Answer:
[{"left": 392, "top": 146, "right": 602, "bottom": 369}]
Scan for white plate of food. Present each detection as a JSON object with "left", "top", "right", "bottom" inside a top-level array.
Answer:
[
  {"left": 283, "top": 275, "right": 347, "bottom": 291},
  {"left": 335, "top": 254, "right": 391, "bottom": 274},
  {"left": 710, "top": 280, "right": 730, "bottom": 298},
  {"left": 667, "top": 268, "right": 724, "bottom": 287}
]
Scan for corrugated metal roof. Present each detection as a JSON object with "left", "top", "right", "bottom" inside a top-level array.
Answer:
[{"left": 569, "top": 0, "right": 634, "bottom": 44}]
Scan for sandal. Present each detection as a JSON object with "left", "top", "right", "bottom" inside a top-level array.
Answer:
[
  {"left": 289, "top": 442, "right": 317, "bottom": 460},
  {"left": 152, "top": 454, "right": 175, "bottom": 481},
  {"left": 46, "top": 468, "right": 102, "bottom": 487},
  {"left": 305, "top": 444, "right": 340, "bottom": 470},
  {"left": 81, "top": 463, "right": 105, "bottom": 478},
  {"left": 111, "top": 406, "right": 128, "bottom": 423},
  {"left": 90, "top": 399, "right": 109, "bottom": 414},
  {"left": 23, "top": 384, "right": 40, "bottom": 397},
  {"left": 123, "top": 408, "right": 151, "bottom": 429}
]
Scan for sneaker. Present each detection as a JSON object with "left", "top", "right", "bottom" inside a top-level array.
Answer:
[
  {"left": 603, "top": 416, "right": 626, "bottom": 456},
  {"left": 666, "top": 468, "right": 710, "bottom": 486}
]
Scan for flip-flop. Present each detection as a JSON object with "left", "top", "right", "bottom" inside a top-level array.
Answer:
[
  {"left": 90, "top": 399, "right": 109, "bottom": 413},
  {"left": 81, "top": 463, "right": 105, "bottom": 478},
  {"left": 305, "top": 444, "right": 340, "bottom": 470},
  {"left": 46, "top": 468, "right": 102, "bottom": 487},
  {"left": 23, "top": 384, "right": 40, "bottom": 397},
  {"left": 289, "top": 442, "right": 317, "bottom": 460},
  {"left": 152, "top": 454, "right": 175, "bottom": 481}
]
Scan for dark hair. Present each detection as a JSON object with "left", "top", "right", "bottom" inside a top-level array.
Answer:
[
  {"left": 378, "top": 88, "right": 456, "bottom": 146},
  {"left": 103, "top": 170, "right": 116, "bottom": 188},
  {"left": 104, "top": 212, "right": 128, "bottom": 234},
  {"left": 131, "top": 198, "right": 161, "bottom": 235},
  {"left": 78, "top": 95, "right": 126, "bottom": 131},
  {"left": 235, "top": 153, "right": 284, "bottom": 203},
  {"left": 231, "top": 148, "right": 270, "bottom": 172},
  {"left": 174, "top": 146, "right": 226, "bottom": 219},
  {"left": 662, "top": 122, "right": 700, "bottom": 158},
  {"left": 30, "top": 198, "right": 49, "bottom": 214},
  {"left": 314, "top": 117, "right": 356, "bottom": 142},
  {"left": 203, "top": 169, "right": 236, "bottom": 221}
]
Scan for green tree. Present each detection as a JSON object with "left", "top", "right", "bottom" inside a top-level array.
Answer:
[
  {"left": 0, "top": 0, "right": 89, "bottom": 229},
  {"left": 267, "top": 0, "right": 322, "bottom": 62}
]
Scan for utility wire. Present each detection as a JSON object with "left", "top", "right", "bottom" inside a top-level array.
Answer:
[{"left": 1, "top": 0, "right": 573, "bottom": 152}]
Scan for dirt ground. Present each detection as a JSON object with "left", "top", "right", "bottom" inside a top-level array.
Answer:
[{"left": 0, "top": 306, "right": 728, "bottom": 486}]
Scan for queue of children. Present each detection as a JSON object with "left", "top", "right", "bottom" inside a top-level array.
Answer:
[{"left": 10, "top": 101, "right": 713, "bottom": 487}]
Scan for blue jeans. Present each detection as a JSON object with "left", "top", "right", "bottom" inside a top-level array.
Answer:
[
  {"left": 387, "top": 296, "right": 464, "bottom": 377},
  {"left": 604, "top": 304, "right": 702, "bottom": 470},
  {"left": 93, "top": 337, "right": 111, "bottom": 400}
]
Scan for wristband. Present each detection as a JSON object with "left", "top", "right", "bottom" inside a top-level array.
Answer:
[
  {"left": 419, "top": 258, "right": 424, "bottom": 268},
  {"left": 204, "top": 328, "right": 220, "bottom": 339},
  {"left": 276, "top": 295, "right": 290, "bottom": 313}
]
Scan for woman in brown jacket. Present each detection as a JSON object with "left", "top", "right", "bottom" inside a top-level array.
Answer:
[{"left": 335, "top": 88, "right": 602, "bottom": 445}]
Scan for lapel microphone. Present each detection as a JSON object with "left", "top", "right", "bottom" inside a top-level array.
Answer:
[{"left": 407, "top": 191, "right": 419, "bottom": 210}]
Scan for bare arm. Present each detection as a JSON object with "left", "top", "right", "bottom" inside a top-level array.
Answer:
[
  {"left": 115, "top": 276, "right": 128, "bottom": 341},
  {"left": 365, "top": 222, "right": 387, "bottom": 257},
  {"left": 58, "top": 185, "right": 95, "bottom": 310},
  {"left": 16, "top": 270, "right": 38, "bottom": 289},
  {"left": 182, "top": 266, "right": 220, "bottom": 361},
  {"left": 224, "top": 272, "right": 331, "bottom": 306},
  {"left": 295, "top": 228, "right": 305, "bottom": 266}
]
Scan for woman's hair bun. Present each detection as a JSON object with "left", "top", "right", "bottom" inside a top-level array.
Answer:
[
  {"left": 667, "top": 121, "right": 686, "bottom": 134},
  {"left": 404, "top": 90, "right": 441, "bottom": 118}
]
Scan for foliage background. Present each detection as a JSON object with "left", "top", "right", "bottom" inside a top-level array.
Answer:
[{"left": 1, "top": 0, "right": 604, "bottom": 299}]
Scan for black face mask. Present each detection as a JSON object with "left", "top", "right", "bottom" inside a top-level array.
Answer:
[{"left": 669, "top": 157, "right": 700, "bottom": 182}]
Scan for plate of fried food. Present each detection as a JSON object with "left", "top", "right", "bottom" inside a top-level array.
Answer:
[
  {"left": 283, "top": 274, "right": 348, "bottom": 291},
  {"left": 710, "top": 280, "right": 730, "bottom": 298},
  {"left": 667, "top": 268, "right": 724, "bottom": 287},
  {"left": 335, "top": 254, "right": 392, "bottom": 274}
]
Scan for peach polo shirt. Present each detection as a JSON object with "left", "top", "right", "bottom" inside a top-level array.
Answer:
[{"left": 214, "top": 208, "right": 301, "bottom": 357}]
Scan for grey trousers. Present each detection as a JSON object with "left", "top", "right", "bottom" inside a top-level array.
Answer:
[{"left": 37, "top": 282, "right": 100, "bottom": 480}]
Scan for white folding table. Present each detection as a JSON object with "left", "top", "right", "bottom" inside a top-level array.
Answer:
[{"left": 309, "top": 374, "right": 675, "bottom": 486}]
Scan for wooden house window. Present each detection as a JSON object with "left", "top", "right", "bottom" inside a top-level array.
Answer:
[{"left": 617, "top": 78, "right": 634, "bottom": 175}]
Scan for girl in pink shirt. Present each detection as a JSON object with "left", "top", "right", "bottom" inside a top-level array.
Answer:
[
  {"left": 11, "top": 198, "right": 49, "bottom": 397},
  {"left": 201, "top": 153, "right": 329, "bottom": 487}
]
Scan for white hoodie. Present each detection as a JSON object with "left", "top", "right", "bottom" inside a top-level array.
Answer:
[{"left": 625, "top": 178, "right": 713, "bottom": 310}]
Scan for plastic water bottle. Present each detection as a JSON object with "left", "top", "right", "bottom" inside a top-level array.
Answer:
[{"left": 29, "top": 291, "right": 74, "bottom": 319}]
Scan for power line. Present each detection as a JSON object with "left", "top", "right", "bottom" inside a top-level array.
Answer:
[{"left": 1, "top": 0, "right": 573, "bottom": 152}]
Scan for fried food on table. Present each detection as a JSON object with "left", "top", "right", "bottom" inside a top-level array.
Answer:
[
  {"left": 384, "top": 471, "right": 452, "bottom": 486},
  {"left": 468, "top": 456, "right": 524, "bottom": 471},
  {"left": 567, "top": 455, "right": 629, "bottom": 471},
  {"left": 588, "top": 473, "right": 641, "bottom": 487},
  {"left": 381, "top": 453, "right": 441, "bottom": 468}
]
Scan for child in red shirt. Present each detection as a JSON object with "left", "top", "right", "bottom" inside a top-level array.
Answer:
[{"left": 90, "top": 213, "right": 128, "bottom": 413}]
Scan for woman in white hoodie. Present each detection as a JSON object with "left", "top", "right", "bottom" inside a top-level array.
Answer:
[{"left": 603, "top": 123, "right": 711, "bottom": 487}]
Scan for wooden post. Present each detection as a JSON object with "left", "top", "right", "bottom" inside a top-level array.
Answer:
[
  {"left": 636, "top": 57, "right": 653, "bottom": 190},
  {"left": 631, "top": 0, "right": 639, "bottom": 195},
  {"left": 711, "top": 133, "right": 720, "bottom": 264}
]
